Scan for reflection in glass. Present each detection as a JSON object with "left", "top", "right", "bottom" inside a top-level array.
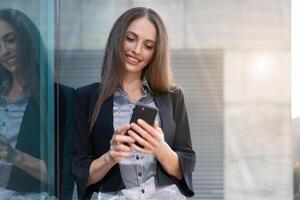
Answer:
[{"left": 0, "top": 8, "right": 54, "bottom": 199}]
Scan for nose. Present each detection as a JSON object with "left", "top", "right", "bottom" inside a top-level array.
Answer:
[{"left": 132, "top": 41, "right": 142, "bottom": 55}]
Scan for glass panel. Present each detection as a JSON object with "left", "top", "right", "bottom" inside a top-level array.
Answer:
[{"left": 0, "top": 0, "right": 55, "bottom": 198}]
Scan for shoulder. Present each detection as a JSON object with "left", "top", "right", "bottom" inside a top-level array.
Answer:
[
  {"left": 56, "top": 84, "right": 76, "bottom": 110},
  {"left": 153, "top": 86, "right": 185, "bottom": 107},
  {"left": 75, "top": 83, "right": 101, "bottom": 108},
  {"left": 76, "top": 82, "right": 101, "bottom": 97},
  {"left": 58, "top": 83, "right": 76, "bottom": 94},
  {"left": 163, "top": 86, "right": 187, "bottom": 109},
  {"left": 56, "top": 83, "right": 76, "bottom": 100},
  {"left": 168, "top": 85, "right": 184, "bottom": 99}
]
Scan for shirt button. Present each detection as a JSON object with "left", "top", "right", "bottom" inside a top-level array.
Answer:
[
  {"left": 141, "top": 189, "right": 145, "bottom": 193},
  {"left": 138, "top": 172, "right": 142, "bottom": 177}
]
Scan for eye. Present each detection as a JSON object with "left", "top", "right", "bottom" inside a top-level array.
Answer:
[
  {"left": 126, "top": 35, "right": 135, "bottom": 42},
  {"left": 6, "top": 36, "right": 16, "bottom": 44},
  {"left": 144, "top": 43, "right": 154, "bottom": 50}
]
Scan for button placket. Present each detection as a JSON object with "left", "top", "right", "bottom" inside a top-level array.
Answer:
[{"left": 134, "top": 151, "right": 144, "bottom": 186}]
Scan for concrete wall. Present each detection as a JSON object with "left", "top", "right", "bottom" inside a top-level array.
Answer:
[
  {"left": 58, "top": 0, "right": 290, "bottom": 50},
  {"left": 224, "top": 50, "right": 292, "bottom": 200}
]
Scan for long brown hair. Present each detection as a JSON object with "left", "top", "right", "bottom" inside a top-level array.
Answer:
[
  {"left": 0, "top": 9, "right": 48, "bottom": 103},
  {"left": 90, "top": 7, "right": 173, "bottom": 132}
]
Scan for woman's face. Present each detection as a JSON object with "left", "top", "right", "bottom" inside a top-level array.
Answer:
[
  {"left": 0, "top": 19, "right": 19, "bottom": 76},
  {"left": 122, "top": 17, "right": 157, "bottom": 77}
]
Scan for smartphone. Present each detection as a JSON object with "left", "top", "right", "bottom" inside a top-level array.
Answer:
[
  {"left": 130, "top": 104, "right": 158, "bottom": 125},
  {"left": 128, "top": 104, "right": 158, "bottom": 147}
]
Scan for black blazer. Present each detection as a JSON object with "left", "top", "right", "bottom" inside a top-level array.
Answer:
[
  {"left": 73, "top": 83, "right": 196, "bottom": 200},
  {"left": 6, "top": 95, "right": 45, "bottom": 193}
]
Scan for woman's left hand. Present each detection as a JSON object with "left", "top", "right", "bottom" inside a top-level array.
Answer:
[
  {"left": 128, "top": 119, "right": 183, "bottom": 179},
  {"left": 128, "top": 119, "right": 169, "bottom": 156}
]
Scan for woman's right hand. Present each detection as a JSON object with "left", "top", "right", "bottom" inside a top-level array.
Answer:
[
  {"left": 88, "top": 124, "right": 135, "bottom": 186},
  {"left": 106, "top": 124, "right": 135, "bottom": 164},
  {"left": 0, "top": 133, "right": 18, "bottom": 163}
]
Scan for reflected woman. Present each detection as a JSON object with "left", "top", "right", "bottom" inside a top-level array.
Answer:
[
  {"left": 0, "top": 8, "right": 74, "bottom": 199},
  {"left": 0, "top": 8, "right": 49, "bottom": 197},
  {"left": 73, "top": 7, "right": 195, "bottom": 200}
]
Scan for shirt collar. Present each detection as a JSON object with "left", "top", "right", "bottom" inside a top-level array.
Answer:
[
  {"left": 142, "top": 77, "right": 153, "bottom": 96},
  {"left": 0, "top": 79, "right": 9, "bottom": 98},
  {"left": 116, "top": 77, "right": 154, "bottom": 96}
]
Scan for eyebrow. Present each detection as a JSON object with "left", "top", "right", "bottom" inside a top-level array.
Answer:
[{"left": 126, "top": 31, "right": 156, "bottom": 44}]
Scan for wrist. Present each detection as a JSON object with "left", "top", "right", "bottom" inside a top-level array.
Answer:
[
  {"left": 104, "top": 152, "right": 117, "bottom": 166},
  {"left": 154, "top": 141, "right": 171, "bottom": 160},
  {"left": 10, "top": 149, "right": 23, "bottom": 164}
]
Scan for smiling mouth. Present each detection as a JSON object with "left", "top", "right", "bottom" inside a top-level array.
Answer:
[
  {"left": 5, "top": 56, "right": 17, "bottom": 66},
  {"left": 126, "top": 55, "right": 141, "bottom": 65}
]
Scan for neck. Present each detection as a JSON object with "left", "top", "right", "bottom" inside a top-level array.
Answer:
[
  {"left": 121, "top": 73, "right": 144, "bottom": 103},
  {"left": 122, "top": 73, "right": 142, "bottom": 92},
  {"left": 7, "top": 75, "right": 26, "bottom": 103}
]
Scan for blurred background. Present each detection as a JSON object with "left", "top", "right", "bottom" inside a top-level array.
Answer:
[{"left": 0, "top": 0, "right": 293, "bottom": 200}]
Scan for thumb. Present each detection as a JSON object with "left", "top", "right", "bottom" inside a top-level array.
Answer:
[{"left": 153, "top": 121, "right": 159, "bottom": 128}]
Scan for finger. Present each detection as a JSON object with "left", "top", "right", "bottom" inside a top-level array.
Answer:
[
  {"left": 113, "top": 134, "right": 135, "bottom": 144},
  {"left": 153, "top": 121, "right": 161, "bottom": 130},
  {"left": 127, "top": 130, "right": 153, "bottom": 150},
  {"left": 131, "top": 143, "right": 152, "bottom": 154},
  {"left": 153, "top": 121, "right": 158, "bottom": 128},
  {"left": 111, "top": 134, "right": 127, "bottom": 145},
  {"left": 136, "top": 119, "right": 157, "bottom": 136},
  {"left": 114, "top": 144, "right": 132, "bottom": 152},
  {"left": 110, "top": 150, "right": 133, "bottom": 159},
  {"left": 115, "top": 124, "right": 130, "bottom": 135},
  {"left": 130, "top": 123, "right": 156, "bottom": 144}
]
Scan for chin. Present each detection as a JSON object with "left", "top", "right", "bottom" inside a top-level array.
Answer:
[
  {"left": 125, "top": 64, "right": 144, "bottom": 74},
  {"left": 5, "top": 66, "right": 18, "bottom": 73},
  {"left": 2, "top": 63, "right": 20, "bottom": 76}
]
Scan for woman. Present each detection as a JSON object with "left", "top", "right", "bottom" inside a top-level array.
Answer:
[
  {"left": 0, "top": 8, "right": 74, "bottom": 199},
  {"left": 73, "top": 7, "right": 195, "bottom": 200}
]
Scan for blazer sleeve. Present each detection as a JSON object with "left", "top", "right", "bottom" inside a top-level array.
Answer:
[
  {"left": 171, "top": 88, "right": 196, "bottom": 197},
  {"left": 72, "top": 86, "right": 99, "bottom": 200}
]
